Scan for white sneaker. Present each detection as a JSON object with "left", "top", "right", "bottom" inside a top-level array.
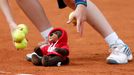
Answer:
[
  {"left": 26, "top": 52, "right": 36, "bottom": 62},
  {"left": 107, "top": 44, "right": 133, "bottom": 64}
]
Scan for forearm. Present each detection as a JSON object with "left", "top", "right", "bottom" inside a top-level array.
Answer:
[{"left": 0, "top": 0, "right": 16, "bottom": 26}]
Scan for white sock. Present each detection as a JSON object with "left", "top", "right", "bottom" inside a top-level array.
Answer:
[
  {"left": 41, "top": 27, "right": 53, "bottom": 40},
  {"left": 105, "top": 32, "right": 124, "bottom": 46}
]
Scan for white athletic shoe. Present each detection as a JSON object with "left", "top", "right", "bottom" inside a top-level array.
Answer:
[
  {"left": 26, "top": 52, "right": 36, "bottom": 62},
  {"left": 107, "top": 44, "right": 133, "bottom": 64}
]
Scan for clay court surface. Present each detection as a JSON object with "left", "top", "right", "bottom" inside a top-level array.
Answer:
[{"left": 0, "top": 0, "right": 134, "bottom": 75}]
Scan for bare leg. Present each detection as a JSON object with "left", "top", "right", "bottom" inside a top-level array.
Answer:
[
  {"left": 16, "top": 0, "right": 54, "bottom": 60},
  {"left": 16, "top": 0, "right": 52, "bottom": 32},
  {"left": 0, "top": 0, "right": 17, "bottom": 31},
  {"left": 86, "top": 0, "right": 114, "bottom": 38}
]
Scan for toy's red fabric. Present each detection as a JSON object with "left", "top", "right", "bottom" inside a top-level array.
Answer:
[{"left": 40, "top": 28, "right": 69, "bottom": 57}]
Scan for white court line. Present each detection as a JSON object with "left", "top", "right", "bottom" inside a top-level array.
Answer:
[
  {"left": 16, "top": 74, "right": 33, "bottom": 75},
  {"left": 0, "top": 70, "right": 34, "bottom": 75},
  {"left": 0, "top": 71, "right": 11, "bottom": 74}
]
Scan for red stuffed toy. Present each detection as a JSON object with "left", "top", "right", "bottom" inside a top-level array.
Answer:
[{"left": 31, "top": 28, "right": 69, "bottom": 66}]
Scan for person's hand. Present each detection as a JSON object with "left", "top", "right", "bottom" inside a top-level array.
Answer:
[{"left": 67, "top": 4, "right": 87, "bottom": 36}]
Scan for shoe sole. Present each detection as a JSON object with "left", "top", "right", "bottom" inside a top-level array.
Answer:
[
  {"left": 107, "top": 59, "right": 118, "bottom": 64},
  {"left": 107, "top": 59, "right": 128, "bottom": 64}
]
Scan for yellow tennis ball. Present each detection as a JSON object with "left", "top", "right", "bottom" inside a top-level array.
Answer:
[
  {"left": 69, "top": 12, "right": 77, "bottom": 25},
  {"left": 17, "top": 24, "right": 28, "bottom": 35},
  {"left": 12, "top": 29, "right": 25, "bottom": 43},
  {"left": 14, "top": 38, "right": 28, "bottom": 49}
]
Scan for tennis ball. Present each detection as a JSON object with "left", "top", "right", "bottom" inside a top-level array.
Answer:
[
  {"left": 17, "top": 24, "right": 28, "bottom": 35},
  {"left": 14, "top": 38, "right": 28, "bottom": 49},
  {"left": 69, "top": 12, "right": 77, "bottom": 25},
  {"left": 12, "top": 29, "right": 25, "bottom": 43}
]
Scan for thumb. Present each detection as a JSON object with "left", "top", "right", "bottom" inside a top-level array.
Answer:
[
  {"left": 67, "top": 12, "right": 75, "bottom": 24},
  {"left": 67, "top": 16, "right": 75, "bottom": 24}
]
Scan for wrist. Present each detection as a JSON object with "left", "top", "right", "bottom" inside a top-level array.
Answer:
[
  {"left": 76, "top": 4, "right": 87, "bottom": 11},
  {"left": 75, "top": 0, "right": 87, "bottom": 7}
]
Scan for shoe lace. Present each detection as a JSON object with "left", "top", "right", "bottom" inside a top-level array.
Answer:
[{"left": 109, "top": 43, "right": 125, "bottom": 55}]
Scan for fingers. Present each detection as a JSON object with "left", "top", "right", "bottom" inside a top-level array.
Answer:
[
  {"left": 67, "top": 11, "right": 85, "bottom": 36},
  {"left": 76, "top": 19, "right": 80, "bottom": 32},
  {"left": 67, "top": 16, "right": 74, "bottom": 24},
  {"left": 67, "top": 14, "right": 84, "bottom": 36},
  {"left": 80, "top": 22, "right": 84, "bottom": 36},
  {"left": 67, "top": 11, "right": 75, "bottom": 24},
  {"left": 76, "top": 19, "right": 84, "bottom": 36}
]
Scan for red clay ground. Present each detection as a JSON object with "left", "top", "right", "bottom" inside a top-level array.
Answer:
[{"left": 0, "top": 0, "right": 134, "bottom": 75}]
